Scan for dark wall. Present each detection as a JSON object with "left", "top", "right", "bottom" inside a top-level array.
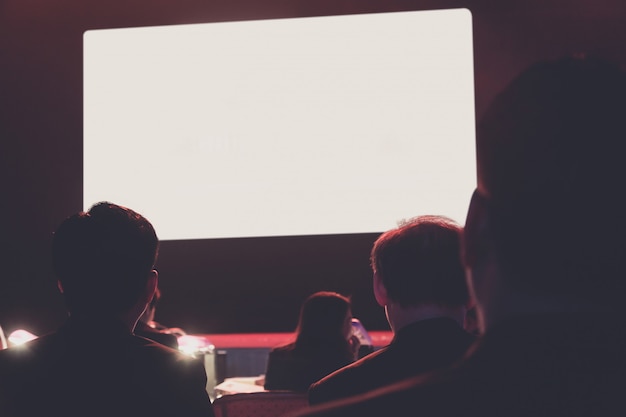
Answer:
[{"left": 1, "top": 0, "right": 625, "bottom": 336}]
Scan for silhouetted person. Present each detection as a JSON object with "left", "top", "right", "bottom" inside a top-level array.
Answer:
[
  {"left": 135, "top": 287, "right": 180, "bottom": 349},
  {"left": 264, "top": 291, "right": 359, "bottom": 392},
  {"left": 289, "top": 56, "right": 626, "bottom": 417},
  {"left": 308, "top": 215, "right": 475, "bottom": 405},
  {"left": 0, "top": 202, "right": 214, "bottom": 417}
]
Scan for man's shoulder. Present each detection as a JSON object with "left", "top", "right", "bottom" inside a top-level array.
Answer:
[
  {"left": 0, "top": 332, "right": 61, "bottom": 369},
  {"left": 104, "top": 336, "right": 213, "bottom": 416},
  {"left": 308, "top": 347, "right": 389, "bottom": 404},
  {"left": 134, "top": 322, "right": 180, "bottom": 349},
  {"left": 308, "top": 320, "right": 475, "bottom": 406},
  {"left": 129, "top": 334, "right": 207, "bottom": 375},
  {"left": 0, "top": 329, "right": 214, "bottom": 417},
  {"left": 303, "top": 368, "right": 467, "bottom": 417}
]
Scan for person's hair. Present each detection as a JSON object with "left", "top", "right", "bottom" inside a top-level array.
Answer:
[
  {"left": 52, "top": 202, "right": 159, "bottom": 315},
  {"left": 371, "top": 215, "right": 468, "bottom": 308},
  {"left": 475, "top": 56, "right": 626, "bottom": 301},
  {"left": 294, "top": 291, "right": 352, "bottom": 354}
]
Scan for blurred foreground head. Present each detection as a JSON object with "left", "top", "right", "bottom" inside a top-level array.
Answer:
[
  {"left": 465, "top": 56, "right": 626, "bottom": 307},
  {"left": 52, "top": 202, "right": 159, "bottom": 315}
]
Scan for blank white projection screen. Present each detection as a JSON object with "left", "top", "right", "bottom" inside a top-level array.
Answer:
[{"left": 84, "top": 9, "right": 476, "bottom": 240}]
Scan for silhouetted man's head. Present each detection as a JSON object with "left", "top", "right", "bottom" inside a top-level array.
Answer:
[
  {"left": 371, "top": 215, "right": 468, "bottom": 309},
  {"left": 465, "top": 56, "right": 626, "bottom": 305},
  {"left": 52, "top": 202, "right": 159, "bottom": 316}
]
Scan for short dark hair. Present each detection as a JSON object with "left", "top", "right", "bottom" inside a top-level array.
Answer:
[
  {"left": 476, "top": 56, "right": 626, "bottom": 301},
  {"left": 52, "top": 202, "right": 159, "bottom": 314},
  {"left": 371, "top": 215, "right": 468, "bottom": 308}
]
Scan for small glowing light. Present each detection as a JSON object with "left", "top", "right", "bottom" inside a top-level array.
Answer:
[
  {"left": 177, "top": 335, "right": 214, "bottom": 356},
  {"left": 8, "top": 329, "right": 38, "bottom": 347}
]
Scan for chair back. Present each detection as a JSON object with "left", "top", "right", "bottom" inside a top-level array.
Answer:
[{"left": 212, "top": 391, "right": 309, "bottom": 417}]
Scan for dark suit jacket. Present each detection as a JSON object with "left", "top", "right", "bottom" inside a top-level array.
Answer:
[
  {"left": 291, "top": 312, "right": 626, "bottom": 417},
  {"left": 0, "top": 315, "right": 214, "bottom": 417},
  {"left": 308, "top": 317, "right": 474, "bottom": 405},
  {"left": 264, "top": 342, "right": 354, "bottom": 392}
]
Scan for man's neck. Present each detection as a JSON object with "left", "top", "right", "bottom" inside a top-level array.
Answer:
[
  {"left": 387, "top": 303, "right": 466, "bottom": 333},
  {"left": 69, "top": 309, "right": 141, "bottom": 332}
]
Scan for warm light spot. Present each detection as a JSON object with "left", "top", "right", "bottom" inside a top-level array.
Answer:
[
  {"left": 177, "top": 334, "right": 215, "bottom": 356},
  {"left": 8, "top": 329, "right": 38, "bottom": 347}
]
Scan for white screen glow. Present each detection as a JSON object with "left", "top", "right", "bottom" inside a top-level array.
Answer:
[{"left": 84, "top": 9, "right": 475, "bottom": 240}]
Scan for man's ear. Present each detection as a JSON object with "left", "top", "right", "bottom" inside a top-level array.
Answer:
[
  {"left": 143, "top": 270, "right": 158, "bottom": 306},
  {"left": 373, "top": 272, "right": 389, "bottom": 307},
  {"left": 57, "top": 280, "right": 64, "bottom": 294},
  {"left": 462, "top": 190, "right": 491, "bottom": 269}
]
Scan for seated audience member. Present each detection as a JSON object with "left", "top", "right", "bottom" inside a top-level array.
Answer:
[
  {"left": 264, "top": 291, "right": 359, "bottom": 392},
  {"left": 0, "top": 202, "right": 214, "bottom": 417},
  {"left": 308, "top": 215, "right": 475, "bottom": 405},
  {"left": 134, "top": 287, "right": 180, "bottom": 349},
  {"left": 289, "top": 56, "right": 626, "bottom": 417}
]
